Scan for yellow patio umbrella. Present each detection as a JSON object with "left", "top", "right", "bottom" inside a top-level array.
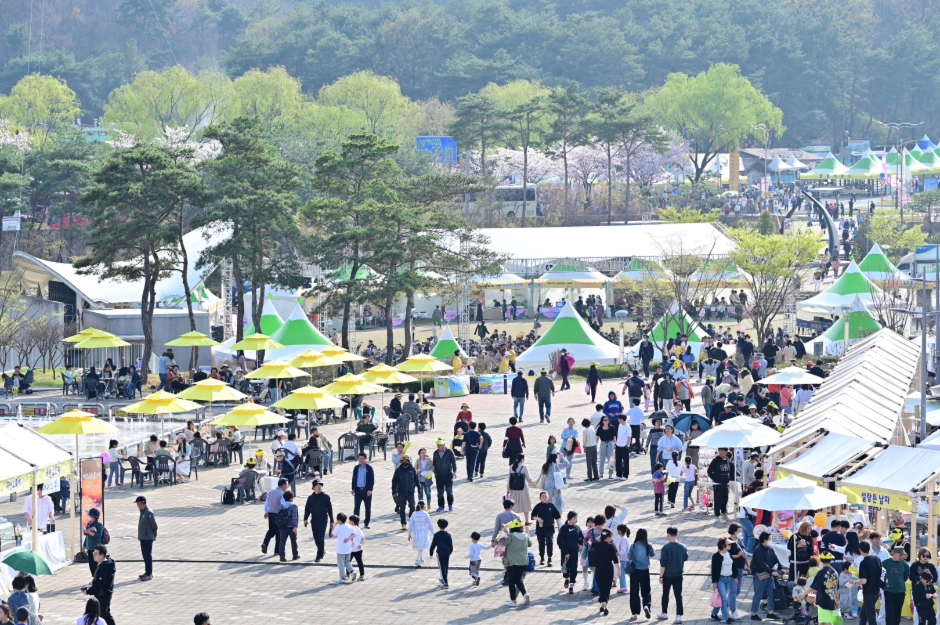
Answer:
[
  {"left": 395, "top": 353, "right": 453, "bottom": 374},
  {"left": 73, "top": 331, "right": 131, "bottom": 349},
  {"left": 123, "top": 390, "right": 202, "bottom": 437},
  {"left": 321, "top": 373, "right": 387, "bottom": 395},
  {"left": 209, "top": 402, "right": 290, "bottom": 427},
  {"left": 37, "top": 410, "right": 118, "bottom": 557},
  {"left": 229, "top": 334, "right": 284, "bottom": 352},
  {"left": 290, "top": 349, "right": 344, "bottom": 369},
  {"left": 272, "top": 385, "right": 346, "bottom": 411},
  {"left": 245, "top": 359, "right": 309, "bottom": 379},
  {"left": 319, "top": 344, "right": 366, "bottom": 362},
  {"left": 166, "top": 331, "right": 220, "bottom": 347},
  {"left": 362, "top": 364, "right": 419, "bottom": 385},
  {"left": 62, "top": 328, "right": 97, "bottom": 343},
  {"left": 176, "top": 378, "right": 247, "bottom": 418}
]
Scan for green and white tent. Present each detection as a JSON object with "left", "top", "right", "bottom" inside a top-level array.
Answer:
[
  {"left": 626, "top": 302, "right": 708, "bottom": 360},
  {"left": 858, "top": 242, "right": 915, "bottom": 286},
  {"left": 612, "top": 258, "right": 669, "bottom": 282},
  {"left": 515, "top": 301, "right": 619, "bottom": 367},
  {"left": 430, "top": 325, "right": 466, "bottom": 360},
  {"left": 266, "top": 302, "right": 334, "bottom": 361},
  {"left": 244, "top": 294, "right": 284, "bottom": 336},
  {"left": 916, "top": 149, "right": 940, "bottom": 174},
  {"left": 798, "top": 260, "right": 881, "bottom": 315},
  {"left": 169, "top": 287, "right": 219, "bottom": 308},
  {"left": 845, "top": 154, "right": 884, "bottom": 180},
  {"left": 806, "top": 296, "right": 882, "bottom": 356},
  {"left": 802, "top": 152, "right": 849, "bottom": 179}
]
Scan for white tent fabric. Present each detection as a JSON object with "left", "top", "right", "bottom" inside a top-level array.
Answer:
[
  {"left": 472, "top": 270, "right": 528, "bottom": 289},
  {"left": 797, "top": 260, "right": 880, "bottom": 315},
  {"left": 805, "top": 296, "right": 882, "bottom": 357},
  {"left": 841, "top": 446, "right": 940, "bottom": 495},
  {"left": 536, "top": 266, "right": 609, "bottom": 287},
  {"left": 740, "top": 475, "right": 847, "bottom": 511},
  {"left": 0, "top": 446, "right": 35, "bottom": 496},
  {"left": 770, "top": 329, "right": 919, "bottom": 452},
  {"left": 917, "top": 429, "right": 940, "bottom": 452},
  {"left": 786, "top": 153, "right": 809, "bottom": 170},
  {"left": 758, "top": 366, "right": 825, "bottom": 386},
  {"left": 768, "top": 155, "right": 793, "bottom": 172},
  {"left": 515, "top": 301, "right": 620, "bottom": 367},
  {"left": 779, "top": 433, "right": 877, "bottom": 480},
  {"left": 692, "top": 419, "right": 781, "bottom": 448},
  {"left": 0, "top": 424, "right": 74, "bottom": 495}
]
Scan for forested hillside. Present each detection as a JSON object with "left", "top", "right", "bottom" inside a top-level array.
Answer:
[{"left": 2, "top": 0, "right": 940, "bottom": 145}]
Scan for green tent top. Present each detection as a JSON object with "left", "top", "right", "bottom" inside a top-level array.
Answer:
[
  {"left": 515, "top": 302, "right": 620, "bottom": 364},
  {"left": 827, "top": 259, "right": 883, "bottom": 296},
  {"left": 803, "top": 152, "right": 849, "bottom": 178},
  {"left": 647, "top": 307, "right": 706, "bottom": 343},
  {"left": 917, "top": 149, "right": 940, "bottom": 169},
  {"left": 269, "top": 302, "right": 332, "bottom": 347},
  {"left": 821, "top": 298, "right": 882, "bottom": 342},
  {"left": 858, "top": 242, "right": 913, "bottom": 282},
  {"left": 244, "top": 294, "right": 284, "bottom": 336},
  {"left": 845, "top": 155, "right": 883, "bottom": 179},
  {"left": 429, "top": 325, "right": 466, "bottom": 359},
  {"left": 548, "top": 263, "right": 592, "bottom": 273},
  {"left": 332, "top": 264, "right": 372, "bottom": 281}
]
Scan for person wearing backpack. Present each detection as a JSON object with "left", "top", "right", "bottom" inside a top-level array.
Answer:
[
  {"left": 83, "top": 508, "right": 105, "bottom": 576},
  {"left": 275, "top": 490, "right": 300, "bottom": 563},
  {"left": 628, "top": 528, "right": 656, "bottom": 619}
]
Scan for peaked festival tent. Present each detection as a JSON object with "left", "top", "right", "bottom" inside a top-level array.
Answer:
[
  {"left": 805, "top": 296, "right": 882, "bottom": 356},
  {"left": 798, "top": 260, "right": 881, "bottom": 315},
  {"left": 858, "top": 242, "right": 915, "bottom": 286},
  {"left": 472, "top": 268, "right": 527, "bottom": 289},
  {"left": 612, "top": 258, "right": 669, "bottom": 282},
  {"left": 536, "top": 264, "right": 608, "bottom": 288},
  {"left": 515, "top": 301, "right": 620, "bottom": 368},
  {"left": 802, "top": 152, "right": 849, "bottom": 179},
  {"left": 625, "top": 303, "right": 708, "bottom": 360},
  {"left": 916, "top": 149, "right": 940, "bottom": 174},
  {"left": 919, "top": 135, "right": 936, "bottom": 151},
  {"left": 689, "top": 260, "right": 749, "bottom": 288},
  {"left": 430, "top": 325, "right": 466, "bottom": 359},
  {"left": 786, "top": 153, "right": 809, "bottom": 170},
  {"left": 243, "top": 294, "right": 285, "bottom": 336},
  {"left": 767, "top": 155, "right": 793, "bottom": 173},
  {"left": 265, "top": 302, "right": 333, "bottom": 360},
  {"left": 845, "top": 154, "right": 884, "bottom": 179}
]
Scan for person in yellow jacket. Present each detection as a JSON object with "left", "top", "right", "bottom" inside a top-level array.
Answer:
[
  {"left": 508, "top": 349, "right": 517, "bottom": 373},
  {"left": 451, "top": 350, "right": 463, "bottom": 374},
  {"left": 498, "top": 354, "right": 510, "bottom": 373}
]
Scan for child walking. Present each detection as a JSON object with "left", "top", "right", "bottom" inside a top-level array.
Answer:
[
  {"left": 838, "top": 562, "right": 858, "bottom": 618},
  {"left": 429, "top": 518, "right": 453, "bottom": 588},
  {"left": 616, "top": 524, "right": 631, "bottom": 593},
  {"left": 465, "top": 531, "right": 491, "bottom": 586},
  {"left": 652, "top": 463, "right": 667, "bottom": 516},
  {"left": 349, "top": 514, "right": 366, "bottom": 581},
  {"left": 680, "top": 456, "right": 697, "bottom": 511},
  {"left": 643, "top": 383, "right": 651, "bottom": 411},
  {"left": 408, "top": 501, "right": 434, "bottom": 566}
]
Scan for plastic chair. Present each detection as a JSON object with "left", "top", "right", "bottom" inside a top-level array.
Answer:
[
  {"left": 153, "top": 456, "right": 175, "bottom": 487},
  {"left": 370, "top": 434, "right": 388, "bottom": 462},
  {"left": 238, "top": 470, "right": 258, "bottom": 501},
  {"left": 228, "top": 441, "right": 244, "bottom": 465},
  {"left": 211, "top": 439, "right": 231, "bottom": 466},
  {"left": 337, "top": 433, "right": 358, "bottom": 463},
  {"left": 303, "top": 449, "right": 324, "bottom": 478},
  {"left": 127, "top": 457, "right": 153, "bottom": 488},
  {"left": 190, "top": 439, "right": 209, "bottom": 468}
]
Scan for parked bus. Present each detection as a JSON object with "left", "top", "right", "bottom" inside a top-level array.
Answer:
[{"left": 466, "top": 185, "right": 538, "bottom": 218}]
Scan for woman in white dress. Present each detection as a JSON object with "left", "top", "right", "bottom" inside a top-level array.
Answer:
[
  {"left": 407, "top": 500, "right": 435, "bottom": 566},
  {"left": 174, "top": 434, "right": 192, "bottom": 482}
]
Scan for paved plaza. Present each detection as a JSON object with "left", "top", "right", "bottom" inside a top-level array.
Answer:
[{"left": 3, "top": 383, "right": 747, "bottom": 625}]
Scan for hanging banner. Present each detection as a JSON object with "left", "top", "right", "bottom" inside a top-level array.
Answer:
[
  {"left": 840, "top": 484, "right": 911, "bottom": 512},
  {"left": 80, "top": 457, "right": 104, "bottom": 527}
]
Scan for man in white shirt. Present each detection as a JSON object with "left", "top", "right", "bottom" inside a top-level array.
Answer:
[
  {"left": 331, "top": 512, "right": 357, "bottom": 583},
  {"left": 282, "top": 433, "right": 301, "bottom": 459},
  {"left": 614, "top": 415, "right": 631, "bottom": 480},
  {"left": 23, "top": 484, "right": 55, "bottom": 531},
  {"left": 626, "top": 398, "right": 644, "bottom": 456},
  {"left": 589, "top": 405, "right": 605, "bottom": 428},
  {"left": 271, "top": 430, "right": 287, "bottom": 455}
]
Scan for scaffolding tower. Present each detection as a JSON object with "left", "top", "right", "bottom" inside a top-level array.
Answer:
[
  {"left": 783, "top": 292, "right": 796, "bottom": 336},
  {"left": 220, "top": 258, "right": 235, "bottom": 340},
  {"left": 303, "top": 263, "right": 330, "bottom": 334}
]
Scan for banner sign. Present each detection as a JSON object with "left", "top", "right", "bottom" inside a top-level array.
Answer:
[
  {"left": 2, "top": 212, "right": 21, "bottom": 232},
  {"left": 840, "top": 484, "right": 910, "bottom": 512},
  {"left": 80, "top": 457, "right": 104, "bottom": 527},
  {"left": 797, "top": 319, "right": 832, "bottom": 332},
  {"left": 0, "top": 460, "right": 71, "bottom": 498}
]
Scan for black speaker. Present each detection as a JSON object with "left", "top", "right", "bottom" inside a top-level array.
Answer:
[{"left": 210, "top": 325, "right": 224, "bottom": 342}]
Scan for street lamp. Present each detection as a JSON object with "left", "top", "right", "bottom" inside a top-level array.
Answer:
[
  {"left": 616, "top": 309, "right": 629, "bottom": 365},
  {"left": 876, "top": 120, "right": 924, "bottom": 223},
  {"left": 840, "top": 303, "right": 852, "bottom": 355},
  {"left": 891, "top": 277, "right": 934, "bottom": 440}
]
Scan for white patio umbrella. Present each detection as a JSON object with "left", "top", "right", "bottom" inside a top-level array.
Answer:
[
  {"left": 758, "top": 366, "right": 825, "bottom": 386},
  {"left": 740, "top": 475, "right": 847, "bottom": 511},
  {"left": 693, "top": 418, "right": 782, "bottom": 448}
]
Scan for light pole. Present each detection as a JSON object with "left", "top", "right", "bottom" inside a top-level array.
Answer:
[
  {"left": 892, "top": 276, "right": 933, "bottom": 440},
  {"left": 876, "top": 121, "right": 924, "bottom": 223},
  {"left": 616, "top": 309, "right": 628, "bottom": 365},
  {"left": 840, "top": 303, "right": 852, "bottom": 355}
]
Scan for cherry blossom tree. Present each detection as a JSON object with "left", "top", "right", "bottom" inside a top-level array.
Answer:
[
  {"left": 629, "top": 135, "right": 689, "bottom": 187},
  {"left": 567, "top": 145, "right": 607, "bottom": 201},
  {"left": 490, "top": 148, "right": 561, "bottom": 185},
  {"left": 0, "top": 119, "right": 30, "bottom": 151}
]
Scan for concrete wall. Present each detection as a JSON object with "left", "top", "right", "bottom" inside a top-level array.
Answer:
[{"left": 82, "top": 308, "right": 212, "bottom": 368}]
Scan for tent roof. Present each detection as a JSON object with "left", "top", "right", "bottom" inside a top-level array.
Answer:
[
  {"left": 269, "top": 302, "right": 332, "bottom": 348},
  {"left": 845, "top": 155, "right": 884, "bottom": 179},
  {"left": 842, "top": 445, "right": 940, "bottom": 495},
  {"left": 820, "top": 297, "right": 881, "bottom": 341},
  {"left": 245, "top": 295, "right": 285, "bottom": 336},
  {"left": 613, "top": 259, "right": 668, "bottom": 282},
  {"left": 858, "top": 242, "right": 914, "bottom": 283},
  {"left": 537, "top": 265, "right": 608, "bottom": 287},
  {"left": 0, "top": 424, "right": 73, "bottom": 473},
  {"left": 516, "top": 301, "right": 619, "bottom": 366},
  {"left": 920, "top": 134, "right": 936, "bottom": 150},
  {"left": 918, "top": 427, "right": 940, "bottom": 451},
  {"left": 798, "top": 260, "right": 881, "bottom": 314},
  {"left": 0, "top": 445, "right": 36, "bottom": 492},
  {"left": 473, "top": 268, "right": 527, "bottom": 289},
  {"left": 803, "top": 152, "right": 849, "bottom": 178},
  {"left": 430, "top": 325, "right": 467, "bottom": 359},
  {"left": 786, "top": 153, "right": 809, "bottom": 170},
  {"left": 768, "top": 155, "right": 793, "bottom": 172},
  {"left": 780, "top": 433, "right": 877, "bottom": 480},
  {"left": 644, "top": 303, "right": 707, "bottom": 343}
]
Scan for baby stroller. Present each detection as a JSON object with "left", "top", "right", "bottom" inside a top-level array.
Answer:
[{"left": 759, "top": 576, "right": 792, "bottom": 613}]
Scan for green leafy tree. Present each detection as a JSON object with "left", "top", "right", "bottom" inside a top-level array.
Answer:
[
  {"left": 864, "top": 209, "right": 927, "bottom": 263},
  {"left": 449, "top": 92, "right": 509, "bottom": 181},
  {"left": 0, "top": 75, "right": 81, "bottom": 147},
  {"left": 757, "top": 210, "right": 775, "bottom": 235},
  {"left": 318, "top": 71, "right": 420, "bottom": 143},
  {"left": 195, "top": 116, "right": 306, "bottom": 347},
  {"left": 729, "top": 229, "right": 822, "bottom": 339},
  {"left": 545, "top": 82, "right": 589, "bottom": 208},
  {"left": 644, "top": 63, "right": 784, "bottom": 182},
  {"left": 658, "top": 206, "right": 720, "bottom": 223},
  {"left": 585, "top": 87, "right": 624, "bottom": 224},
  {"left": 75, "top": 143, "right": 203, "bottom": 375},
  {"left": 230, "top": 67, "right": 305, "bottom": 128},
  {"left": 604, "top": 91, "right": 666, "bottom": 222}
]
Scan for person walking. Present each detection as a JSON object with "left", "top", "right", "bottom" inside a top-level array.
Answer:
[
  {"left": 883, "top": 546, "right": 911, "bottom": 625},
  {"left": 275, "top": 490, "right": 300, "bottom": 563},
  {"left": 750, "top": 531, "right": 782, "bottom": 620},
  {"left": 461, "top": 422, "right": 482, "bottom": 482},
  {"left": 540, "top": 453, "right": 569, "bottom": 511},
  {"left": 348, "top": 515, "right": 366, "bottom": 581},
  {"left": 853, "top": 540, "right": 883, "bottom": 625},
  {"left": 586, "top": 362, "right": 603, "bottom": 402},
  {"left": 707, "top": 448, "right": 734, "bottom": 523},
  {"left": 83, "top": 545, "right": 115, "bottom": 625},
  {"left": 408, "top": 501, "right": 435, "bottom": 566},
  {"left": 510, "top": 371, "right": 529, "bottom": 422},
  {"left": 135, "top": 496, "right": 157, "bottom": 582},
  {"left": 506, "top": 455, "right": 535, "bottom": 525},
  {"left": 810, "top": 551, "right": 840, "bottom": 625},
  {"left": 557, "top": 511, "right": 583, "bottom": 593},
  {"left": 350, "top": 453, "right": 374, "bottom": 529},
  {"left": 581, "top": 418, "right": 599, "bottom": 481},
  {"left": 559, "top": 349, "right": 573, "bottom": 391},
  {"left": 262, "top": 478, "right": 288, "bottom": 555},
  {"left": 638, "top": 336, "right": 654, "bottom": 378},
  {"left": 592, "top": 529, "right": 619, "bottom": 617},
  {"left": 498, "top": 519, "right": 532, "bottom": 607},
  {"left": 475, "top": 423, "right": 491, "bottom": 478},
  {"left": 710, "top": 538, "right": 736, "bottom": 623},
  {"left": 391, "top": 454, "right": 418, "bottom": 530},
  {"left": 533, "top": 368, "right": 555, "bottom": 423},
  {"left": 432, "top": 439, "right": 457, "bottom": 512},
  {"left": 503, "top": 417, "right": 526, "bottom": 465},
  {"left": 628, "top": 528, "right": 655, "bottom": 619},
  {"left": 596, "top": 415, "right": 617, "bottom": 480},
  {"left": 429, "top": 519, "right": 454, "bottom": 589},
  {"left": 615, "top": 414, "right": 631, "bottom": 480},
  {"left": 303, "top": 480, "right": 333, "bottom": 562},
  {"left": 659, "top": 526, "right": 688, "bottom": 623},
  {"left": 626, "top": 397, "right": 644, "bottom": 455},
  {"left": 331, "top": 513, "right": 357, "bottom": 583},
  {"left": 531, "top": 492, "right": 560, "bottom": 567},
  {"left": 82, "top": 509, "right": 104, "bottom": 576}
]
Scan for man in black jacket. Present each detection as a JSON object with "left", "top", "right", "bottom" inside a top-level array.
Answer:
[
  {"left": 638, "top": 336, "right": 655, "bottom": 378},
  {"left": 762, "top": 338, "right": 778, "bottom": 367},
  {"left": 510, "top": 371, "right": 529, "bottom": 421},
  {"left": 391, "top": 454, "right": 418, "bottom": 529},
  {"left": 84, "top": 545, "right": 116, "bottom": 625},
  {"left": 432, "top": 438, "right": 458, "bottom": 512},
  {"left": 556, "top": 511, "right": 583, "bottom": 592},
  {"left": 794, "top": 336, "right": 806, "bottom": 359},
  {"left": 852, "top": 540, "right": 884, "bottom": 625},
  {"left": 350, "top": 453, "right": 374, "bottom": 529},
  {"left": 303, "top": 480, "right": 333, "bottom": 562},
  {"left": 707, "top": 448, "right": 734, "bottom": 522}
]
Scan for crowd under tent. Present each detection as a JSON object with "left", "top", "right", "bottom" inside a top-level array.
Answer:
[
  {"left": 805, "top": 296, "right": 882, "bottom": 356},
  {"left": 777, "top": 432, "right": 880, "bottom": 487},
  {"left": 770, "top": 329, "right": 920, "bottom": 453},
  {"left": 625, "top": 303, "right": 708, "bottom": 361},
  {"left": 515, "top": 301, "right": 620, "bottom": 368},
  {"left": 798, "top": 260, "right": 881, "bottom": 316}
]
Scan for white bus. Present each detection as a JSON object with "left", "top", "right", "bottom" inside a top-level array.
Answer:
[{"left": 466, "top": 185, "right": 538, "bottom": 218}]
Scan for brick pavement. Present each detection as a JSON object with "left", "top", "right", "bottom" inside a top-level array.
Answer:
[{"left": 1, "top": 380, "right": 755, "bottom": 625}]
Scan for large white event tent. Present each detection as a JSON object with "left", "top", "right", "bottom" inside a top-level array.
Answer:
[
  {"left": 515, "top": 301, "right": 620, "bottom": 368},
  {"left": 778, "top": 432, "right": 878, "bottom": 484}
]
